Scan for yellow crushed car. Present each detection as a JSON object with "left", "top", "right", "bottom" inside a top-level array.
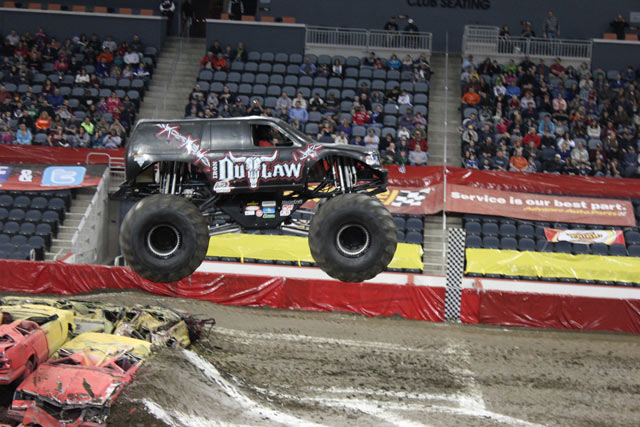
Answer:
[{"left": 56, "top": 332, "right": 152, "bottom": 360}]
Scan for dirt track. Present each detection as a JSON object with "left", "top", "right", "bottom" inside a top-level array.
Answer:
[{"left": 3, "top": 290, "right": 640, "bottom": 426}]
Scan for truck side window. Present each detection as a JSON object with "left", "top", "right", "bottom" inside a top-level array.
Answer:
[{"left": 252, "top": 124, "right": 293, "bottom": 147}]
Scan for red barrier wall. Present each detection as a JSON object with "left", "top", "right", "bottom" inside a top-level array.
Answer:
[
  {"left": 472, "top": 290, "right": 640, "bottom": 334},
  {"left": 0, "top": 260, "right": 445, "bottom": 322}
]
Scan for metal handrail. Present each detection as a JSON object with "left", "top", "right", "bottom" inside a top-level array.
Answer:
[
  {"left": 462, "top": 25, "right": 592, "bottom": 62},
  {"left": 306, "top": 26, "right": 433, "bottom": 53}
]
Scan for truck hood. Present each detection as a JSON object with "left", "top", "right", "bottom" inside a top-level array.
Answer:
[{"left": 316, "top": 143, "right": 382, "bottom": 167}]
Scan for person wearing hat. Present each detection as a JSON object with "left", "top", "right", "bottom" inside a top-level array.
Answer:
[
  {"left": 230, "top": 97, "right": 247, "bottom": 117},
  {"left": 403, "top": 18, "right": 419, "bottom": 48},
  {"left": 462, "top": 125, "right": 478, "bottom": 145}
]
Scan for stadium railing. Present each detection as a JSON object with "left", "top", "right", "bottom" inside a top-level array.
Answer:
[
  {"left": 462, "top": 25, "right": 592, "bottom": 66},
  {"left": 306, "top": 26, "right": 433, "bottom": 56}
]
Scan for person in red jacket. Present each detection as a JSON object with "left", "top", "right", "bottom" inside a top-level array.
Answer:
[
  {"left": 211, "top": 53, "right": 228, "bottom": 71},
  {"left": 200, "top": 51, "right": 215, "bottom": 68},
  {"left": 523, "top": 126, "right": 540, "bottom": 148},
  {"left": 409, "top": 131, "right": 428, "bottom": 151},
  {"left": 352, "top": 106, "right": 370, "bottom": 126}
]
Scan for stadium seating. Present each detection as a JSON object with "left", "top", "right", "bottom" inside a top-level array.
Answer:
[
  {"left": 1, "top": 29, "right": 155, "bottom": 148},
  {"left": 463, "top": 209, "right": 640, "bottom": 286},
  {"left": 192, "top": 44, "right": 431, "bottom": 166},
  {"left": 0, "top": 190, "right": 71, "bottom": 260}
]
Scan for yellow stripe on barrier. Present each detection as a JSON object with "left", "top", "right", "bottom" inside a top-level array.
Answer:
[
  {"left": 208, "top": 234, "right": 424, "bottom": 270},
  {"left": 465, "top": 248, "right": 640, "bottom": 283}
]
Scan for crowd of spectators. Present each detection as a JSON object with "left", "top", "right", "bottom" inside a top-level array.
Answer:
[
  {"left": 1, "top": 29, "right": 153, "bottom": 148},
  {"left": 187, "top": 41, "right": 432, "bottom": 166},
  {"left": 459, "top": 53, "right": 640, "bottom": 178}
]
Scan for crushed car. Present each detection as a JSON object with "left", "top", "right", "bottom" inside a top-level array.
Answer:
[
  {"left": 0, "top": 304, "right": 74, "bottom": 385},
  {"left": 8, "top": 332, "right": 150, "bottom": 425},
  {"left": 0, "top": 297, "right": 116, "bottom": 335},
  {"left": 111, "top": 304, "right": 214, "bottom": 348}
]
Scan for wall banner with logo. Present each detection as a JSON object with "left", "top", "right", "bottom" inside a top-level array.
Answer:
[
  {"left": 0, "top": 164, "right": 105, "bottom": 190},
  {"left": 544, "top": 228, "right": 626, "bottom": 245},
  {"left": 446, "top": 184, "right": 636, "bottom": 227}
]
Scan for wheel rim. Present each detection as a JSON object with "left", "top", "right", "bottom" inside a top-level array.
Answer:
[
  {"left": 146, "top": 224, "right": 181, "bottom": 258},
  {"left": 336, "top": 224, "right": 370, "bottom": 258}
]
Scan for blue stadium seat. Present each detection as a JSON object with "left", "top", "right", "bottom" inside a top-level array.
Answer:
[
  {"left": 482, "top": 236, "right": 500, "bottom": 249},
  {"left": 554, "top": 241, "right": 572, "bottom": 254},
  {"left": 393, "top": 216, "right": 406, "bottom": 231},
  {"left": 572, "top": 244, "right": 590, "bottom": 255},
  {"left": 466, "top": 235, "right": 482, "bottom": 248},
  {"left": 518, "top": 238, "right": 535, "bottom": 251},
  {"left": 536, "top": 239, "right": 553, "bottom": 252},
  {"left": 406, "top": 217, "right": 423, "bottom": 232},
  {"left": 628, "top": 245, "right": 640, "bottom": 257},
  {"left": 516, "top": 224, "right": 535, "bottom": 239},
  {"left": 591, "top": 243, "right": 608, "bottom": 255},
  {"left": 500, "top": 237, "right": 518, "bottom": 250},
  {"left": 405, "top": 231, "right": 422, "bottom": 245},
  {"left": 482, "top": 222, "right": 498, "bottom": 236},
  {"left": 609, "top": 244, "right": 628, "bottom": 256},
  {"left": 499, "top": 223, "right": 516, "bottom": 237}
]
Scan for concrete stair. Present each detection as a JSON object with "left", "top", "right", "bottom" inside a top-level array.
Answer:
[
  {"left": 44, "top": 188, "right": 95, "bottom": 261},
  {"left": 138, "top": 37, "right": 207, "bottom": 120},
  {"left": 422, "top": 214, "right": 463, "bottom": 275},
  {"left": 420, "top": 52, "right": 464, "bottom": 275},
  {"left": 427, "top": 52, "right": 461, "bottom": 166}
]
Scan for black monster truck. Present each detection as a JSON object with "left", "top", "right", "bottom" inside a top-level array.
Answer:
[{"left": 115, "top": 116, "right": 397, "bottom": 283}]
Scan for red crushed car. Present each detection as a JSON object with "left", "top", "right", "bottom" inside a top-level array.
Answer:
[
  {"left": 8, "top": 351, "right": 142, "bottom": 426},
  {"left": 0, "top": 319, "right": 49, "bottom": 385}
]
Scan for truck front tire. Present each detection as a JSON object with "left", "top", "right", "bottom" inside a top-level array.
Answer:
[
  {"left": 120, "top": 194, "right": 209, "bottom": 283},
  {"left": 309, "top": 193, "right": 397, "bottom": 282}
]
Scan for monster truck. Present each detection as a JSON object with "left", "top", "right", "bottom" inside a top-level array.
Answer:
[{"left": 115, "top": 116, "right": 397, "bottom": 283}]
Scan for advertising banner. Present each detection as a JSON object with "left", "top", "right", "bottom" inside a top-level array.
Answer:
[
  {"left": 544, "top": 228, "right": 626, "bottom": 245},
  {"left": 446, "top": 184, "right": 635, "bottom": 226},
  {"left": 0, "top": 164, "right": 105, "bottom": 190}
]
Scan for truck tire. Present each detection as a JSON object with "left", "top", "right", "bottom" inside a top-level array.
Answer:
[
  {"left": 120, "top": 194, "right": 209, "bottom": 283},
  {"left": 309, "top": 193, "right": 397, "bottom": 282}
]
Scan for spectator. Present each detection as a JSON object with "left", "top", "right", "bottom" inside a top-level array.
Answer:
[
  {"left": 334, "top": 130, "right": 348, "bottom": 144},
  {"left": 293, "top": 92, "right": 307, "bottom": 110},
  {"left": 409, "top": 144, "right": 428, "bottom": 166},
  {"left": 309, "top": 93, "right": 325, "bottom": 112},
  {"left": 0, "top": 124, "right": 14, "bottom": 144},
  {"left": 543, "top": 11, "right": 559, "bottom": 38},
  {"left": 387, "top": 54, "right": 402, "bottom": 71},
  {"left": 75, "top": 68, "right": 90, "bottom": 85},
  {"left": 274, "top": 91, "right": 292, "bottom": 113},
  {"left": 509, "top": 148, "right": 528, "bottom": 172},
  {"left": 571, "top": 140, "right": 589, "bottom": 165},
  {"left": 200, "top": 51, "right": 215, "bottom": 68},
  {"left": 15, "top": 123, "right": 32, "bottom": 145},
  {"left": 352, "top": 105, "right": 370, "bottom": 126},
  {"left": 212, "top": 53, "right": 228, "bottom": 71},
  {"left": 462, "top": 87, "right": 480, "bottom": 106},
  {"left": 230, "top": 97, "right": 247, "bottom": 117},
  {"left": 289, "top": 100, "right": 308, "bottom": 124},
  {"left": 228, "top": 0, "right": 244, "bottom": 20},
  {"left": 610, "top": 15, "right": 630, "bottom": 40},
  {"left": 351, "top": 135, "right": 364, "bottom": 146},
  {"left": 397, "top": 90, "right": 412, "bottom": 106},
  {"left": 331, "top": 59, "right": 342, "bottom": 77},
  {"left": 160, "top": 0, "right": 176, "bottom": 34},
  {"left": 384, "top": 16, "right": 399, "bottom": 32},
  {"left": 409, "top": 131, "right": 428, "bottom": 151},
  {"left": 35, "top": 111, "right": 51, "bottom": 132},
  {"left": 247, "top": 98, "right": 264, "bottom": 116},
  {"left": 463, "top": 151, "right": 479, "bottom": 169},
  {"left": 462, "top": 125, "right": 478, "bottom": 145},
  {"left": 363, "top": 128, "right": 379, "bottom": 150},
  {"left": 81, "top": 117, "right": 95, "bottom": 136},
  {"left": 492, "top": 150, "right": 509, "bottom": 171},
  {"left": 337, "top": 118, "right": 352, "bottom": 139},
  {"left": 103, "top": 129, "right": 122, "bottom": 148},
  {"left": 325, "top": 92, "right": 339, "bottom": 113},
  {"left": 299, "top": 56, "right": 316, "bottom": 77},
  {"left": 381, "top": 142, "right": 399, "bottom": 165},
  {"left": 233, "top": 42, "right": 248, "bottom": 62}
]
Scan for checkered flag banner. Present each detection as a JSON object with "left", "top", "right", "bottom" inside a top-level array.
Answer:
[
  {"left": 391, "top": 188, "right": 432, "bottom": 207},
  {"left": 445, "top": 228, "right": 466, "bottom": 322}
]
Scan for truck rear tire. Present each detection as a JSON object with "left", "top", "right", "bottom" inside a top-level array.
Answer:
[
  {"left": 309, "top": 193, "right": 397, "bottom": 282},
  {"left": 120, "top": 194, "right": 209, "bottom": 283}
]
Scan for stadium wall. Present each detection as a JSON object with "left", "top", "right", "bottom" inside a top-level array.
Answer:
[
  {"left": 206, "top": 19, "right": 306, "bottom": 55},
  {"left": 262, "top": 0, "right": 640, "bottom": 51},
  {"left": 592, "top": 39, "right": 640, "bottom": 71},
  {"left": 0, "top": 8, "right": 166, "bottom": 49}
]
